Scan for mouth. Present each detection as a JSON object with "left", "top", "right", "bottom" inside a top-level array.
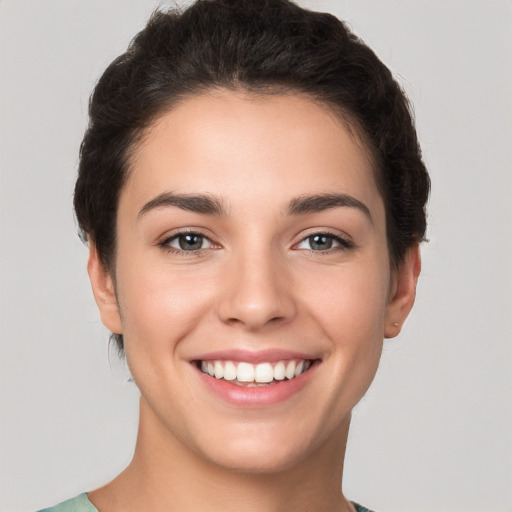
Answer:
[{"left": 194, "top": 358, "right": 316, "bottom": 387}]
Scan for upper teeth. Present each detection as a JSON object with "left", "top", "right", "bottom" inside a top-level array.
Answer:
[{"left": 200, "top": 359, "right": 311, "bottom": 383}]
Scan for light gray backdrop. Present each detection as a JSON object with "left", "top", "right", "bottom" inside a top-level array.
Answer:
[{"left": 1, "top": 1, "right": 511, "bottom": 511}]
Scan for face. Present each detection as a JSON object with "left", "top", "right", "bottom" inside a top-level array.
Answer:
[{"left": 90, "top": 90, "right": 418, "bottom": 473}]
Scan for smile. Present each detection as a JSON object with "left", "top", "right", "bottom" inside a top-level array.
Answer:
[{"left": 198, "top": 359, "right": 313, "bottom": 386}]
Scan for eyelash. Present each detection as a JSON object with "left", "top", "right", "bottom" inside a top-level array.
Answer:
[
  {"left": 158, "top": 229, "right": 215, "bottom": 256},
  {"left": 158, "top": 229, "right": 354, "bottom": 256},
  {"left": 294, "top": 231, "right": 354, "bottom": 254}
]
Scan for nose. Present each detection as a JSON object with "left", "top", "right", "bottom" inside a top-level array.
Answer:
[{"left": 217, "top": 247, "right": 297, "bottom": 331}]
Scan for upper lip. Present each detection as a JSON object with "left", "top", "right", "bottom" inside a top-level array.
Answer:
[{"left": 190, "top": 349, "right": 320, "bottom": 364}]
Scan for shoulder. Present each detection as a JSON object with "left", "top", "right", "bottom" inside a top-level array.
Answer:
[{"left": 36, "top": 493, "right": 98, "bottom": 512}]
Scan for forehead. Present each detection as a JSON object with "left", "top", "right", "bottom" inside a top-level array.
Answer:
[{"left": 123, "top": 90, "right": 383, "bottom": 219}]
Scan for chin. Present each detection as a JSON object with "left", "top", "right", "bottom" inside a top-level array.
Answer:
[
  {"left": 205, "top": 444, "right": 308, "bottom": 474},
  {"left": 190, "top": 421, "right": 327, "bottom": 475}
]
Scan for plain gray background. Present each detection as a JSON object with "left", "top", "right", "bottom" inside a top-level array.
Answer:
[{"left": 1, "top": 1, "right": 511, "bottom": 511}]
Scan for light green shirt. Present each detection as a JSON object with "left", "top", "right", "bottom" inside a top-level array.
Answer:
[
  {"left": 37, "top": 494, "right": 98, "bottom": 512},
  {"left": 37, "top": 493, "right": 376, "bottom": 512}
]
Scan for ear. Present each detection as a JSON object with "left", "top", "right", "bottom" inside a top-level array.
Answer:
[
  {"left": 87, "top": 240, "right": 123, "bottom": 335},
  {"left": 384, "top": 244, "right": 421, "bottom": 338}
]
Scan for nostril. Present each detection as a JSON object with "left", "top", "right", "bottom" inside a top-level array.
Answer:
[{"left": 224, "top": 314, "right": 287, "bottom": 328}]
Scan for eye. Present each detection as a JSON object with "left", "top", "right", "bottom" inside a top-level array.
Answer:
[
  {"left": 295, "top": 233, "right": 351, "bottom": 251},
  {"left": 163, "top": 232, "right": 214, "bottom": 252}
]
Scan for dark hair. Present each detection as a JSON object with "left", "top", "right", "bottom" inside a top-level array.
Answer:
[{"left": 74, "top": 0, "right": 430, "bottom": 352}]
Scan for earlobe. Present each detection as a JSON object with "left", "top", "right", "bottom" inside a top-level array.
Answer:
[
  {"left": 87, "top": 240, "right": 123, "bottom": 335},
  {"left": 384, "top": 244, "right": 421, "bottom": 339}
]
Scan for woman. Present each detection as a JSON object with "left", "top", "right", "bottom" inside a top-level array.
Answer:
[{"left": 39, "top": 0, "right": 429, "bottom": 510}]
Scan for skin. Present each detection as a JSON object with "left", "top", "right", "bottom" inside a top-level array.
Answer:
[{"left": 87, "top": 90, "right": 420, "bottom": 512}]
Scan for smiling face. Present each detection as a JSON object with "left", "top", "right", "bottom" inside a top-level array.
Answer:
[{"left": 89, "top": 90, "right": 418, "bottom": 474}]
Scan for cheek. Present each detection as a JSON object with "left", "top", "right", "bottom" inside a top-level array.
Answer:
[
  {"left": 304, "top": 258, "right": 390, "bottom": 386},
  {"left": 304, "top": 257, "right": 390, "bottom": 335},
  {"left": 114, "top": 256, "right": 216, "bottom": 353}
]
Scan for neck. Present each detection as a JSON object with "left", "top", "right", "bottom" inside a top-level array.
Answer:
[{"left": 89, "top": 397, "right": 354, "bottom": 512}]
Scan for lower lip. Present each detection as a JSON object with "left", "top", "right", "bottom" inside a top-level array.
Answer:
[{"left": 194, "top": 362, "right": 318, "bottom": 407}]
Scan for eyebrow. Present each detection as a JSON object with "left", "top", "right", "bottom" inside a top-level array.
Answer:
[
  {"left": 138, "top": 192, "right": 228, "bottom": 218},
  {"left": 138, "top": 191, "right": 372, "bottom": 222},
  {"left": 287, "top": 193, "right": 372, "bottom": 222}
]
